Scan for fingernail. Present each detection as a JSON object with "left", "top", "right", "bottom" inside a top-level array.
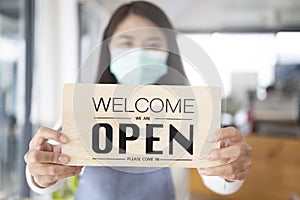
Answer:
[
  {"left": 60, "top": 135, "right": 68, "bottom": 143},
  {"left": 58, "top": 155, "right": 69, "bottom": 164}
]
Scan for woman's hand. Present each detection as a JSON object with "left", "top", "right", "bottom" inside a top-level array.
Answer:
[
  {"left": 198, "top": 127, "right": 252, "bottom": 181},
  {"left": 24, "top": 127, "right": 83, "bottom": 188}
]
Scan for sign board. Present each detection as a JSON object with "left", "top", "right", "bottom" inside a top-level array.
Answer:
[{"left": 62, "top": 83, "right": 221, "bottom": 168}]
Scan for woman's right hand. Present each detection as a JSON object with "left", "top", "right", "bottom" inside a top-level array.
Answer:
[{"left": 24, "top": 127, "right": 83, "bottom": 188}]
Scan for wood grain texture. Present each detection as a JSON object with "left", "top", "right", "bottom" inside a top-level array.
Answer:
[{"left": 62, "top": 83, "right": 221, "bottom": 168}]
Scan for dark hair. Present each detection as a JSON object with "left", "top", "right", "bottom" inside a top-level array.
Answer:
[{"left": 96, "top": 1, "right": 188, "bottom": 85}]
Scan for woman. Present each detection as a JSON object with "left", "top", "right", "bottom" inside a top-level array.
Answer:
[{"left": 25, "top": 2, "right": 252, "bottom": 199}]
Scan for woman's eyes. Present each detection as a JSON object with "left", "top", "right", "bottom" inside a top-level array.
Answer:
[
  {"left": 117, "top": 41, "right": 162, "bottom": 49},
  {"left": 146, "top": 43, "right": 161, "bottom": 48},
  {"left": 119, "top": 41, "right": 134, "bottom": 48}
]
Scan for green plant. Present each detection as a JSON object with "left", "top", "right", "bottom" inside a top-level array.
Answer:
[{"left": 52, "top": 175, "right": 79, "bottom": 200}]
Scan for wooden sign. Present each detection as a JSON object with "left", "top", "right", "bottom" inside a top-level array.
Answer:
[{"left": 62, "top": 83, "right": 221, "bottom": 168}]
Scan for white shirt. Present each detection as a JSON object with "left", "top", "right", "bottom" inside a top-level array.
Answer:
[{"left": 26, "top": 166, "right": 243, "bottom": 199}]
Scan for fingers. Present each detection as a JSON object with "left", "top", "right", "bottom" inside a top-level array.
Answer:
[
  {"left": 28, "top": 163, "right": 82, "bottom": 176},
  {"left": 25, "top": 126, "right": 79, "bottom": 188},
  {"left": 204, "top": 127, "right": 251, "bottom": 162},
  {"left": 204, "top": 143, "right": 249, "bottom": 162},
  {"left": 33, "top": 169, "right": 82, "bottom": 188},
  {"left": 233, "top": 170, "right": 251, "bottom": 181},
  {"left": 29, "top": 127, "right": 68, "bottom": 149},
  {"left": 199, "top": 127, "right": 252, "bottom": 181},
  {"left": 215, "top": 127, "right": 243, "bottom": 142},
  {"left": 25, "top": 150, "right": 69, "bottom": 164},
  {"left": 53, "top": 145, "right": 61, "bottom": 153},
  {"left": 198, "top": 158, "right": 251, "bottom": 181}
]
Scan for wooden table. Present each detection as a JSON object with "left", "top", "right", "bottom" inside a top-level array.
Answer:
[{"left": 190, "top": 134, "right": 300, "bottom": 200}]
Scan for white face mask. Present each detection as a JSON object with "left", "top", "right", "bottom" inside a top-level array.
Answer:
[{"left": 110, "top": 48, "right": 168, "bottom": 85}]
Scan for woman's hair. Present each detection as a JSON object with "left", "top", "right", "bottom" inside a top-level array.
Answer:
[{"left": 96, "top": 1, "right": 188, "bottom": 85}]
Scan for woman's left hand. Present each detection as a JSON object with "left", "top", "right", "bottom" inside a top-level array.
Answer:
[{"left": 198, "top": 127, "right": 252, "bottom": 181}]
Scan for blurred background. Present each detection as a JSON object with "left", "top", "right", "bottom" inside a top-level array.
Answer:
[{"left": 0, "top": 0, "right": 299, "bottom": 199}]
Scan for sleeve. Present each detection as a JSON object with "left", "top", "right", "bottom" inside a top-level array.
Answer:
[
  {"left": 199, "top": 173, "right": 244, "bottom": 195},
  {"left": 26, "top": 165, "right": 66, "bottom": 195}
]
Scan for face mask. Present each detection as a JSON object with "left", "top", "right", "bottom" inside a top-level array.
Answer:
[{"left": 110, "top": 48, "right": 168, "bottom": 85}]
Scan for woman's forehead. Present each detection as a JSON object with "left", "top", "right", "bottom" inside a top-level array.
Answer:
[{"left": 112, "top": 14, "right": 165, "bottom": 40}]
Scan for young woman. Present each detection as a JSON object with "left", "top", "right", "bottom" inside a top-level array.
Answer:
[{"left": 25, "top": 2, "right": 252, "bottom": 199}]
